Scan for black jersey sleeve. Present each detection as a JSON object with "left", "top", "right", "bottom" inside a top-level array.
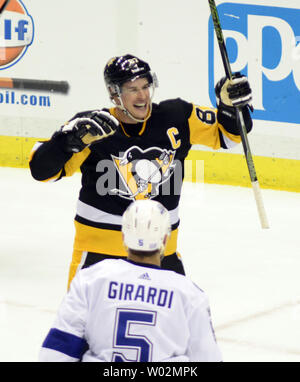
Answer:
[
  {"left": 29, "top": 134, "right": 73, "bottom": 181},
  {"left": 29, "top": 110, "right": 96, "bottom": 181}
]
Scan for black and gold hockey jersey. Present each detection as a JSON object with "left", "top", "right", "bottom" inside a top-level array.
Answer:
[{"left": 29, "top": 98, "right": 252, "bottom": 275}]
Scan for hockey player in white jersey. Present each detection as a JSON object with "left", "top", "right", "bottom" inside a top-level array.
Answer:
[{"left": 39, "top": 200, "right": 222, "bottom": 362}]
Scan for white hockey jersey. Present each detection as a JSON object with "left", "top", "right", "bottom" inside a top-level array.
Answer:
[{"left": 39, "top": 259, "right": 222, "bottom": 362}]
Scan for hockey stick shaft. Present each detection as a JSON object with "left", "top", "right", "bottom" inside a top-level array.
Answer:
[
  {"left": 208, "top": 0, "right": 269, "bottom": 229},
  {"left": 0, "top": 77, "right": 69, "bottom": 94}
]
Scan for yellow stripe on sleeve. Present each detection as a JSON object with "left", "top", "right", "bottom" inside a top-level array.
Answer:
[
  {"left": 29, "top": 141, "right": 90, "bottom": 181},
  {"left": 188, "top": 105, "right": 221, "bottom": 149},
  {"left": 64, "top": 146, "right": 91, "bottom": 177}
]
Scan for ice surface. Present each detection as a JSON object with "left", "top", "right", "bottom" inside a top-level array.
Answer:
[{"left": 0, "top": 167, "right": 299, "bottom": 362}]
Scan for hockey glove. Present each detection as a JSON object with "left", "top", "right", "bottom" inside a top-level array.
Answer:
[
  {"left": 61, "top": 110, "right": 119, "bottom": 153},
  {"left": 215, "top": 72, "right": 253, "bottom": 109}
]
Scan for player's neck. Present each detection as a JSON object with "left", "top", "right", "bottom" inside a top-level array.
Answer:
[
  {"left": 127, "top": 253, "right": 161, "bottom": 267},
  {"left": 115, "top": 108, "right": 139, "bottom": 124}
]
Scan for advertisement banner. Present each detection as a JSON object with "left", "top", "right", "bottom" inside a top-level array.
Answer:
[{"left": 209, "top": 3, "right": 300, "bottom": 124}]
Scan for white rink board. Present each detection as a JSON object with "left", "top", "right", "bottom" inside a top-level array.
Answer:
[{"left": 0, "top": 0, "right": 300, "bottom": 160}]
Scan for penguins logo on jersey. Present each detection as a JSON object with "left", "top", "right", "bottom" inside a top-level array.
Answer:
[{"left": 111, "top": 146, "right": 176, "bottom": 200}]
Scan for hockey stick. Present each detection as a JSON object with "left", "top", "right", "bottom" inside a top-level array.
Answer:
[
  {"left": 208, "top": 0, "right": 269, "bottom": 229},
  {"left": 0, "top": 77, "right": 69, "bottom": 94}
]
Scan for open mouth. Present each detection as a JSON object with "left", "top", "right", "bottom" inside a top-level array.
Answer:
[{"left": 134, "top": 103, "right": 147, "bottom": 110}]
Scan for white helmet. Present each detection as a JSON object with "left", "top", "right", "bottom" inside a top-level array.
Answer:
[{"left": 122, "top": 200, "right": 171, "bottom": 253}]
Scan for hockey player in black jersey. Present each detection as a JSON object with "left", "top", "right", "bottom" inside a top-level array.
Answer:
[{"left": 29, "top": 54, "right": 253, "bottom": 288}]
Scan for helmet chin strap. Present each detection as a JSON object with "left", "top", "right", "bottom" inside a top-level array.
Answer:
[
  {"left": 116, "top": 101, "right": 153, "bottom": 123},
  {"left": 111, "top": 85, "right": 155, "bottom": 123}
]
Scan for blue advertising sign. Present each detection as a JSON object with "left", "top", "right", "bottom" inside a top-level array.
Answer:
[{"left": 209, "top": 3, "right": 300, "bottom": 124}]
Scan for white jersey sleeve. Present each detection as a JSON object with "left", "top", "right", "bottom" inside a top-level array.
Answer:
[
  {"left": 186, "top": 288, "right": 222, "bottom": 362},
  {"left": 38, "top": 273, "right": 88, "bottom": 362}
]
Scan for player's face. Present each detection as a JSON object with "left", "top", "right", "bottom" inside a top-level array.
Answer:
[{"left": 120, "top": 78, "right": 151, "bottom": 121}]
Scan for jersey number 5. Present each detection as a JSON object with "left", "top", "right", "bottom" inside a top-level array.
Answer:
[{"left": 112, "top": 308, "right": 157, "bottom": 362}]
